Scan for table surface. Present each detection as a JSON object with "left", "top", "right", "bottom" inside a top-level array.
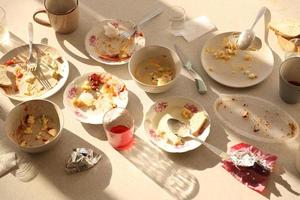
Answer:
[{"left": 0, "top": 0, "right": 300, "bottom": 199}]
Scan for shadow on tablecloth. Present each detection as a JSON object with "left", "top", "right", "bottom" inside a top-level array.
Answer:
[
  {"left": 28, "top": 128, "right": 113, "bottom": 200},
  {"left": 120, "top": 136, "right": 200, "bottom": 200}
]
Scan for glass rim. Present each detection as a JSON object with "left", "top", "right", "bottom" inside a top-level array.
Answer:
[
  {"left": 103, "top": 107, "right": 134, "bottom": 129},
  {"left": 167, "top": 5, "right": 185, "bottom": 20},
  {"left": 0, "top": 7, "right": 5, "bottom": 22}
]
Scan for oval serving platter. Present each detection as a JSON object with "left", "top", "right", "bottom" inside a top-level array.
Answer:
[{"left": 213, "top": 94, "right": 299, "bottom": 143}]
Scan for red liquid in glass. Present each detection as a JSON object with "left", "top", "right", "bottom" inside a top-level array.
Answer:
[{"left": 110, "top": 125, "right": 134, "bottom": 150}]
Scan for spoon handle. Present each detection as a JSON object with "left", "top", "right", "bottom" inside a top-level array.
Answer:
[
  {"left": 191, "top": 136, "right": 229, "bottom": 160},
  {"left": 250, "top": 7, "right": 267, "bottom": 30}
]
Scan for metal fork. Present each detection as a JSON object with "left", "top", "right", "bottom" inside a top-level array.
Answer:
[
  {"left": 18, "top": 54, "right": 52, "bottom": 90},
  {"left": 27, "top": 22, "right": 37, "bottom": 71},
  {"left": 119, "top": 8, "right": 163, "bottom": 39}
]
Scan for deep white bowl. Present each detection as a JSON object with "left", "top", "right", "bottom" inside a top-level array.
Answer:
[
  {"left": 128, "top": 45, "right": 182, "bottom": 93},
  {"left": 4, "top": 99, "right": 64, "bottom": 153}
]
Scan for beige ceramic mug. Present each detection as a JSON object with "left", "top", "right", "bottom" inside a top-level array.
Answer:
[{"left": 33, "top": 0, "right": 79, "bottom": 34}]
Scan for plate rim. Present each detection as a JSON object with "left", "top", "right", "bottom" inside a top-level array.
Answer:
[
  {"left": 144, "top": 96, "right": 211, "bottom": 153},
  {"left": 213, "top": 94, "right": 300, "bottom": 143},
  {"left": 200, "top": 31, "right": 274, "bottom": 88}
]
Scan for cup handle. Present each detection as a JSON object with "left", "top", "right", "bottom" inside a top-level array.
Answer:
[{"left": 33, "top": 10, "right": 51, "bottom": 27}]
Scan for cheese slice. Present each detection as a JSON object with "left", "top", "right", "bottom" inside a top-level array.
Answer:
[
  {"left": 189, "top": 111, "right": 208, "bottom": 136},
  {"left": 0, "top": 68, "right": 12, "bottom": 86}
]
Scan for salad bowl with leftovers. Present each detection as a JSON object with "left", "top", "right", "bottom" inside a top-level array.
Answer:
[
  {"left": 129, "top": 45, "right": 181, "bottom": 93},
  {"left": 4, "top": 99, "right": 63, "bottom": 153},
  {"left": 63, "top": 72, "right": 128, "bottom": 124}
]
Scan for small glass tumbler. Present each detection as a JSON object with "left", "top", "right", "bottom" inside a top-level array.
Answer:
[
  {"left": 0, "top": 7, "right": 9, "bottom": 43},
  {"left": 167, "top": 6, "right": 185, "bottom": 31},
  {"left": 103, "top": 108, "right": 134, "bottom": 150}
]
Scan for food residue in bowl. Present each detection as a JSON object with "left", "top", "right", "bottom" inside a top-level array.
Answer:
[
  {"left": 134, "top": 57, "right": 175, "bottom": 86},
  {"left": 12, "top": 113, "right": 58, "bottom": 147}
]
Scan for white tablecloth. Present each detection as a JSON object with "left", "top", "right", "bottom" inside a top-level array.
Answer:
[{"left": 0, "top": 0, "right": 300, "bottom": 199}]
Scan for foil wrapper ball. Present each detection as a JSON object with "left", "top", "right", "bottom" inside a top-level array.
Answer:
[{"left": 65, "top": 148, "right": 102, "bottom": 174}]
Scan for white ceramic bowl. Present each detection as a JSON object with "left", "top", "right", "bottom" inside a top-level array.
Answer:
[
  {"left": 128, "top": 45, "right": 182, "bottom": 93},
  {"left": 4, "top": 99, "right": 64, "bottom": 153}
]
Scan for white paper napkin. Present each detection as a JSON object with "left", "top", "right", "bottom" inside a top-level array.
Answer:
[
  {"left": 173, "top": 16, "right": 217, "bottom": 42},
  {"left": 0, "top": 152, "right": 17, "bottom": 177}
]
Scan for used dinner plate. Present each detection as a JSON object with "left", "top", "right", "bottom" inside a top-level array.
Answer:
[
  {"left": 0, "top": 44, "right": 69, "bottom": 101},
  {"left": 201, "top": 32, "right": 274, "bottom": 88},
  {"left": 214, "top": 94, "right": 299, "bottom": 143},
  {"left": 85, "top": 19, "right": 146, "bottom": 65},
  {"left": 144, "top": 96, "right": 211, "bottom": 153},
  {"left": 63, "top": 71, "right": 128, "bottom": 124}
]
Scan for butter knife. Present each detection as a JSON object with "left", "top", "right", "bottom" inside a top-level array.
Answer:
[{"left": 174, "top": 45, "right": 207, "bottom": 94}]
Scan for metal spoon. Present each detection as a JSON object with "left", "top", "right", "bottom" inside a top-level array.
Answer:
[
  {"left": 167, "top": 118, "right": 257, "bottom": 167},
  {"left": 237, "top": 7, "right": 267, "bottom": 50}
]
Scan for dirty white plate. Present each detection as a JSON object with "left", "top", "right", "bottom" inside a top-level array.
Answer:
[
  {"left": 85, "top": 19, "right": 146, "bottom": 65},
  {"left": 63, "top": 72, "right": 128, "bottom": 124},
  {"left": 214, "top": 94, "right": 299, "bottom": 143},
  {"left": 144, "top": 96, "right": 211, "bottom": 153},
  {"left": 201, "top": 32, "right": 274, "bottom": 88},
  {"left": 0, "top": 44, "right": 69, "bottom": 101}
]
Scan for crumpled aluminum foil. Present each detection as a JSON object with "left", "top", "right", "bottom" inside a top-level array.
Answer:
[
  {"left": 229, "top": 150, "right": 258, "bottom": 167},
  {"left": 65, "top": 148, "right": 101, "bottom": 174}
]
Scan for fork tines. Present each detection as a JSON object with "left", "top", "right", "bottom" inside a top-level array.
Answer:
[{"left": 32, "top": 69, "right": 52, "bottom": 90}]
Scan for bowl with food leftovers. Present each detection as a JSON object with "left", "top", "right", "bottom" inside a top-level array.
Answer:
[
  {"left": 4, "top": 99, "right": 63, "bottom": 153},
  {"left": 129, "top": 45, "right": 181, "bottom": 93},
  {"left": 85, "top": 19, "right": 145, "bottom": 65},
  {"left": 63, "top": 71, "right": 128, "bottom": 124},
  {"left": 144, "top": 96, "right": 211, "bottom": 153},
  {"left": 0, "top": 44, "right": 69, "bottom": 101}
]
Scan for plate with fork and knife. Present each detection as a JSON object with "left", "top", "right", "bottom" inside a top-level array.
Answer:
[{"left": 0, "top": 44, "right": 69, "bottom": 101}]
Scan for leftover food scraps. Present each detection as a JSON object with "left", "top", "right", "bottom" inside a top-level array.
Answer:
[
  {"left": 12, "top": 113, "right": 58, "bottom": 147},
  {"left": 134, "top": 57, "right": 175, "bottom": 86},
  {"left": 70, "top": 73, "right": 126, "bottom": 113},
  {"left": 0, "top": 51, "right": 63, "bottom": 97}
]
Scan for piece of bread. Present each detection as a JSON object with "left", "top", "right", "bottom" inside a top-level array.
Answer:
[
  {"left": 0, "top": 68, "right": 12, "bottom": 86},
  {"left": 189, "top": 111, "right": 208, "bottom": 136},
  {"left": 269, "top": 20, "right": 300, "bottom": 39}
]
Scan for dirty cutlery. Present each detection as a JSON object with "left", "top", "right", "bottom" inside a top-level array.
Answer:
[
  {"left": 27, "top": 22, "right": 37, "bottom": 71},
  {"left": 120, "top": 8, "right": 163, "bottom": 39},
  {"left": 174, "top": 44, "right": 207, "bottom": 94},
  {"left": 167, "top": 118, "right": 259, "bottom": 167}
]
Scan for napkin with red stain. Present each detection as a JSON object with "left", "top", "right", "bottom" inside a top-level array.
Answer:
[{"left": 222, "top": 143, "right": 277, "bottom": 193}]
